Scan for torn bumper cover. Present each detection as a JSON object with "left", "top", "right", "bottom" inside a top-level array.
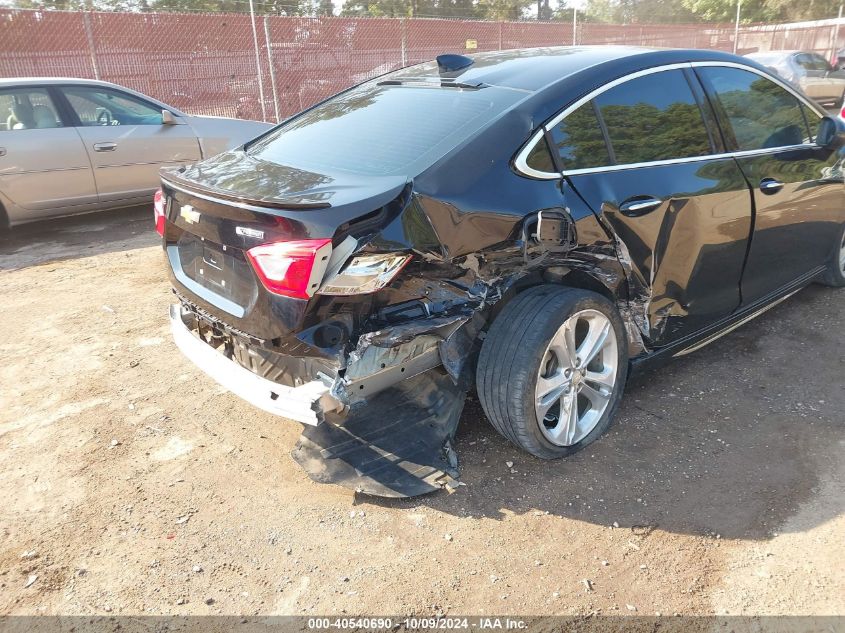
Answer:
[
  {"left": 170, "top": 303, "right": 468, "bottom": 497},
  {"left": 170, "top": 304, "right": 343, "bottom": 425},
  {"left": 293, "top": 369, "right": 465, "bottom": 498}
]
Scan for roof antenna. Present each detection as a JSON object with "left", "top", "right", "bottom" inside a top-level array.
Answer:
[{"left": 436, "top": 53, "right": 474, "bottom": 77}]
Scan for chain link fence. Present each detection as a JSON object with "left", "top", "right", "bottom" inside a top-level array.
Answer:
[{"left": 1, "top": 7, "right": 844, "bottom": 122}]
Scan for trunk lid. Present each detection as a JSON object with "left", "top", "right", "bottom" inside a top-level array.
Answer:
[{"left": 161, "top": 151, "right": 409, "bottom": 340}]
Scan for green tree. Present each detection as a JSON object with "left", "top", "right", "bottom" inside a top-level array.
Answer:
[
  {"left": 680, "top": 0, "right": 773, "bottom": 22},
  {"left": 583, "top": 0, "right": 695, "bottom": 22},
  {"left": 475, "top": 0, "right": 534, "bottom": 20}
]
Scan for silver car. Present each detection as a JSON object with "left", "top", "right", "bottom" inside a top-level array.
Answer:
[
  {"left": 0, "top": 78, "right": 272, "bottom": 227},
  {"left": 745, "top": 50, "right": 845, "bottom": 107}
]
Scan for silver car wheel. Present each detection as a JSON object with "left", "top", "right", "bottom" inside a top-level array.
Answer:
[{"left": 535, "top": 309, "right": 619, "bottom": 447}]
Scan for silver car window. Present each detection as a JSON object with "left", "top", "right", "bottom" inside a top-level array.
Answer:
[
  {"left": 62, "top": 86, "right": 164, "bottom": 127},
  {"left": 795, "top": 53, "right": 832, "bottom": 72},
  {"left": 0, "top": 88, "right": 62, "bottom": 131}
]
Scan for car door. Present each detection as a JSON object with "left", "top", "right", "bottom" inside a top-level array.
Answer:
[
  {"left": 57, "top": 85, "right": 201, "bottom": 205},
  {"left": 542, "top": 67, "right": 754, "bottom": 346},
  {"left": 695, "top": 64, "right": 844, "bottom": 305},
  {"left": 0, "top": 86, "right": 97, "bottom": 220}
]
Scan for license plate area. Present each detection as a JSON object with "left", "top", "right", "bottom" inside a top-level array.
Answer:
[
  {"left": 174, "top": 233, "right": 258, "bottom": 312},
  {"left": 198, "top": 244, "right": 229, "bottom": 291},
  {"left": 202, "top": 246, "right": 224, "bottom": 271}
]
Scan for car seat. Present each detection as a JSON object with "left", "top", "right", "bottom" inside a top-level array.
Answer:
[
  {"left": 32, "top": 104, "right": 58, "bottom": 128},
  {"left": 11, "top": 97, "right": 36, "bottom": 129}
]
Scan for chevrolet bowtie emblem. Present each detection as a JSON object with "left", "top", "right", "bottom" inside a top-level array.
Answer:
[{"left": 180, "top": 205, "right": 200, "bottom": 224}]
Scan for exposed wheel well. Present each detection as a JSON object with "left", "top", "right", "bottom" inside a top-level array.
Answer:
[
  {"left": 548, "top": 268, "right": 616, "bottom": 303},
  {"left": 488, "top": 267, "right": 619, "bottom": 326},
  {"left": 0, "top": 201, "right": 9, "bottom": 232}
]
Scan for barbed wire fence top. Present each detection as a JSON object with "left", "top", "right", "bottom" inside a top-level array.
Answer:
[{"left": 1, "top": 7, "right": 844, "bottom": 122}]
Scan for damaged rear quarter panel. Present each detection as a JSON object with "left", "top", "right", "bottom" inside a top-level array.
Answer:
[{"left": 345, "top": 106, "right": 642, "bottom": 369}]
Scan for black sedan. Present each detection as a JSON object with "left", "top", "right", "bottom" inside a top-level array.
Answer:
[{"left": 157, "top": 46, "right": 845, "bottom": 497}]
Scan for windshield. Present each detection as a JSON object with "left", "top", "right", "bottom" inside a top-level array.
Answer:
[
  {"left": 245, "top": 82, "right": 522, "bottom": 177},
  {"left": 795, "top": 53, "right": 833, "bottom": 72}
]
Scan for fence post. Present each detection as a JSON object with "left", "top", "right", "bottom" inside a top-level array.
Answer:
[
  {"left": 82, "top": 12, "right": 100, "bottom": 80},
  {"left": 248, "top": 0, "right": 267, "bottom": 122},
  {"left": 400, "top": 17, "right": 407, "bottom": 67},
  {"left": 498, "top": 21, "right": 503, "bottom": 50},
  {"left": 733, "top": 0, "right": 741, "bottom": 53},
  {"left": 264, "top": 16, "right": 281, "bottom": 123}
]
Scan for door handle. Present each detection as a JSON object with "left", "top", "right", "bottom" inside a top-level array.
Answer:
[
  {"left": 760, "top": 178, "right": 784, "bottom": 194},
  {"left": 619, "top": 196, "right": 663, "bottom": 216},
  {"left": 0, "top": 147, "right": 6, "bottom": 157},
  {"left": 93, "top": 142, "right": 117, "bottom": 152}
]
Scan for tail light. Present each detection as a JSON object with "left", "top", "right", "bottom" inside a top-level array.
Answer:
[
  {"left": 246, "top": 238, "right": 332, "bottom": 300},
  {"left": 153, "top": 188, "right": 166, "bottom": 236},
  {"left": 318, "top": 253, "right": 411, "bottom": 295},
  {"left": 839, "top": 103, "right": 845, "bottom": 120}
]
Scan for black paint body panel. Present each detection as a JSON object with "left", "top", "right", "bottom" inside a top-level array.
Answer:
[{"left": 160, "top": 44, "right": 845, "bottom": 375}]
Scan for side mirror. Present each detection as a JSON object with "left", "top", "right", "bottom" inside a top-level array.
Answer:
[
  {"left": 816, "top": 115, "right": 845, "bottom": 148},
  {"left": 162, "top": 110, "right": 177, "bottom": 125}
]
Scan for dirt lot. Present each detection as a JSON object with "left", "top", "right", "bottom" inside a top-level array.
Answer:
[{"left": 0, "top": 208, "right": 843, "bottom": 617}]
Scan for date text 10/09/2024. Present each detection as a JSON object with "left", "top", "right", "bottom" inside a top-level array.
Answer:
[{"left": 307, "top": 618, "right": 528, "bottom": 630}]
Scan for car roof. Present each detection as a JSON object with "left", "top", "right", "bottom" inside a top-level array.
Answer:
[
  {"left": 387, "top": 45, "right": 754, "bottom": 92},
  {"left": 746, "top": 50, "right": 801, "bottom": 58},
  {"left": 0, "top": 77, "right": 186, "bottom": 115},
  {"left": 0, "top": 77, "right": 128, "bottom": 88}
]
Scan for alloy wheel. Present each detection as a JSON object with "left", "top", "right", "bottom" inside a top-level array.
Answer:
[{"left": 535, "top": 309, "right": 619, "bottom": 447}]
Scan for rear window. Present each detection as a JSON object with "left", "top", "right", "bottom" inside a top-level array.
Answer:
[{"left": 246, "top": 83, "right": 522, "bottom": 176}]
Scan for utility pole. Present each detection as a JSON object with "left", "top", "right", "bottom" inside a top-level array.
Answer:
[{"left": 733, "top": 0, "right": 741, "bottom": 54}]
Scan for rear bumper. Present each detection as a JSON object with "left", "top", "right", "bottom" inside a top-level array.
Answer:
[{"left": 169, "top": 304, "right": 343, "bottom": 425}]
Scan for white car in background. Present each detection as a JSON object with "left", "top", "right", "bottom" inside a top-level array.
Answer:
[{"left": 0, "top": 78, "right": 272, "bottom": 228}]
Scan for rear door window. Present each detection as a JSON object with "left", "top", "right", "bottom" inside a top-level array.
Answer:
[
  {"left": 524, "top": 134, "right": 557, "bottom": 172},
  {"left": 0, "top": 88, "right": 62, "bottom": 130},
  {"left": 696, "top": 66, "right": 812, "bottom": 150},
  {"left": 547, "top": 102, "right": 611, "bottom": 171},
  {"left": 593, "top": 69, "right": 712, "bottom": 165},
  {"left": 801, "top": 102, "right": 822, "bottom": 143}
]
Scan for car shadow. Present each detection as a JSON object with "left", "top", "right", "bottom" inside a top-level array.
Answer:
[
  {"left": 11, "top": 207, "right": 841, "bottom": 541},
  {"left": 362, "top": 285, "right": 845, "bottom": 541},
  {"left": 0, "top": 206, "right": 156, "bottom": 271}
]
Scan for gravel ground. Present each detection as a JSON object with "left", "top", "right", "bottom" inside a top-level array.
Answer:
[{"left": 0, "top": 207, "right": 842, "bottom": 617}]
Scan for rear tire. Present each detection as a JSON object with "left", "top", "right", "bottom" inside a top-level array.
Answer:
[
  {"left": 476, "top": 285, "right": 628, "bottom": 459},
  {"left": 820, "top": 224, "right": 845, "bottom": 287}
]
